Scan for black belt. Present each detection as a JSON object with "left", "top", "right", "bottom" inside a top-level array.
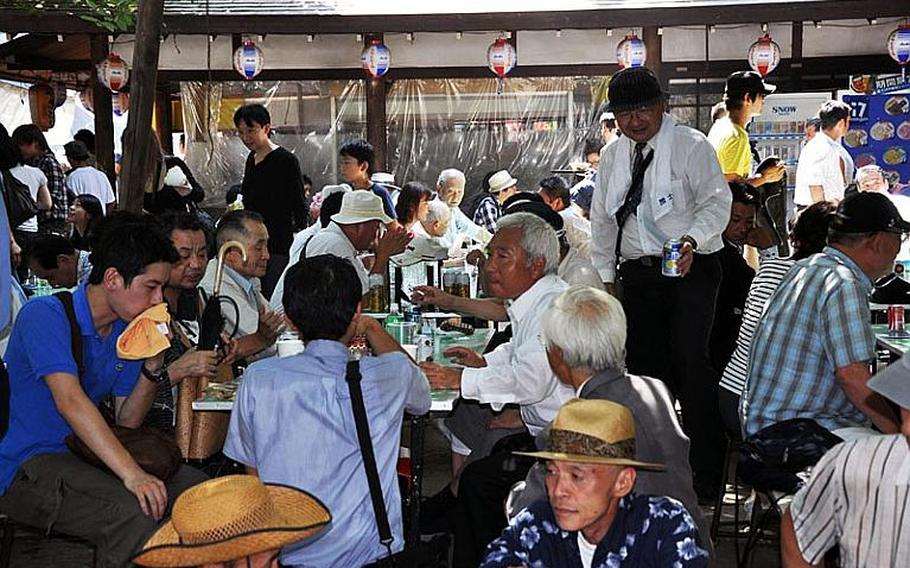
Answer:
[{"left": 621, "top": 255, "right": 662, "bottom": 268}]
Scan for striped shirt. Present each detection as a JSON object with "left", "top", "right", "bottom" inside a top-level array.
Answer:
[
  {"left": 789, "top": 434, "right": 910, "bottom": 567},
  {"left": 719, "top": 258, "right": 794, "bottom": 397},
  {"left": 741, "top": 247, "right": 875, "bottom": 436}
]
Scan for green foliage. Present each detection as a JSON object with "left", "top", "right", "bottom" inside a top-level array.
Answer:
[{"left": 9, "top": 0, "right": 138, "bottom": 32}]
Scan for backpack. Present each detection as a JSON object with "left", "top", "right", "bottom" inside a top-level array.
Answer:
[{"left": 0, "top": 169, "right": 39, "bottom": 228}]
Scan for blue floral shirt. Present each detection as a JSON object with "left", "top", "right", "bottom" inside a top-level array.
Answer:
[{"left": 480, "top": 494, "right": 709, "bottom": 568}]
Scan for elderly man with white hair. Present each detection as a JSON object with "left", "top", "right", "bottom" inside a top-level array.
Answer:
[
  {"left": 856, "top": 165, "right": 910, "bottom": 262},
  {"left": 501, "top": 286, "right": 712, "bottom": 559},
  {"left": 417, "top": 198, "right": 452, "bottom": 238},
  {"left": 436, "top": 168, "right": 493, "bottom": 249}
]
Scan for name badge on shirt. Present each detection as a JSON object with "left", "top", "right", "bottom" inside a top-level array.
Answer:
[{"left": 654, "top": 192, "right": 674, "bottom": 219}]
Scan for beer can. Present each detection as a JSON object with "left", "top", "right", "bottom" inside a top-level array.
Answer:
[
  {"left": 662, "top": 239, "right": 683, "bottom": 278},
  {"left": 888, "top": 305, "right": 905, "bottom": 337}
]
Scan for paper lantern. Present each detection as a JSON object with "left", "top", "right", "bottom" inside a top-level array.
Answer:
[
  {"left": 112, "top": 92, "right": 129, "bottom": 117},
  {"left": 747, "top": 34, "right": 781, "bottom": 77},
  {"left": 888, "top": 25, "right": 910, "bottom": 66},
  {"left": 487, "top": 38, "right": 517, "bottom": 78},
  {"left": 28, "top": 83, "right": 55, "bottom": 130},
  {"left": 96, "top": 53, "right": 129, "bottom": 93},
  {"left": 233, "top": 39, "right": 264, "bottom": 81},
  {"left": 361, "top": 39, "right": 391, "bottom": 78},
  {"left": 616, "top": 33, "right": 647, "bottom": 69}
]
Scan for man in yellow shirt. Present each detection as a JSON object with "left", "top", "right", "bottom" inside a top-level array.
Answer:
[{"left": 708, "top": 71, "right": 785, "bottom": 187}]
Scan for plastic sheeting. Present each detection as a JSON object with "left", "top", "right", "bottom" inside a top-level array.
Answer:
[{"left": 180, "top": 76, "right": 609, "bottom": 209}]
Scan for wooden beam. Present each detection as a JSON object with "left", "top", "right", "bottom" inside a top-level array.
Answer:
[
  {"left": 364, "top": 33, "right": 387, "bottom": 171},
  {"left": 0, "top": 10, "right": 104, "bottom": 34},
  {"left": 118, "top": 0, "right": 164, "bottom": 213},
  {"left": 90, "top": 35, "right": 116, "bottom": 189}
]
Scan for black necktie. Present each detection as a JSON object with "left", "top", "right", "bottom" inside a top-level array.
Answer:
[{"left": 614, "top": 142, "right": 654, "bottom": 259}]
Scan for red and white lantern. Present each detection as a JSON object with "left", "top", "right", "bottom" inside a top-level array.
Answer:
[
  {"left": 96, "top": 52, "right": 129, "bottom": 93},
  {"left": 747, "top": 34, "right": 781, "bottom": 77},
  {"left": 233, "top": 39, "right": 264, "bottom": 81},
  {"left": 487, "top": 38, "right": 517, "bottom": 78},
  {"left": 361, "top": 39, "right": 391, "bottom": 78},
  {"left": 616, "top": 33, "right": 647, "bottom": 69}
]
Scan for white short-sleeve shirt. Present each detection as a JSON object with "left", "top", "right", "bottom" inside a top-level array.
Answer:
[{"left": 794, "top": 134, "right": 846, "bottom": 206}]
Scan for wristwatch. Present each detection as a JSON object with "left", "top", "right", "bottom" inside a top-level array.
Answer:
[
  {"left": 680, "top": 235, "right": 699, "bottom": 251},
  {"left": 141, "top": 365, "right": 170, "bottom": 385}
]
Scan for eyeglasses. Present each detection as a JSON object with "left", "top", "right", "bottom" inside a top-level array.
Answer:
[
  {"left": 885, "top": 229, "right": 909, "bottom": 243},
  {"left": 614, "top": 105, "right": 659, "bottom": 122}
]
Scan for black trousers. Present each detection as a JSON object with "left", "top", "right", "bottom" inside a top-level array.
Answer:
[
  {"left": 619, "top": 252, "right": 726, "bottom": 487},
  {"left": 453, "top": 432, "right": 536, "bottom": 568}
]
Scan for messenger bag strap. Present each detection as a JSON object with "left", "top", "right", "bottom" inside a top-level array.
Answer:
[
  {"left": 345, "top": 359, "right": 395, "bottom": 557},
  {"left": 54, "top": 291, "right": 85, "bottom": 378}
]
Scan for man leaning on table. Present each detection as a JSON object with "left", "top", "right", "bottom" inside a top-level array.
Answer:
[
  {"left": 741, "top": 192, "right": 906, "bottom": 439},
  {"left": 223, "top": 253, "right": 430, "bottom": 567}
]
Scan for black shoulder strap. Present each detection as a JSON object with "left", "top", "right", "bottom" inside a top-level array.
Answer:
[
  {"left": 300, "top": 235, "right": 315, "bottom": 261},
  {"left": 54, "top": 291, "right": 85, "bottom": 378},
  {"left": 345, "top": 359, "right": 395, "bottom": 556}
]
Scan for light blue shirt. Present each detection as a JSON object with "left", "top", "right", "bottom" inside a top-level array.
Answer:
[{"left": 223, "top": 340, "right": 431, "bottom": 567}]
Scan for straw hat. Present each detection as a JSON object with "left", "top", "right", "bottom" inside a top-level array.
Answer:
[
  {"left": 487, "top": 170, "right": 518, "bottom": 194},
  {"left": 331, "top": 190, "right": 392, "bottom": 225},
  {"left": 516, "top": 399, "right": 665, "bottom": 471},
  {"left": 132, "top": 475, "right": 331, "bottom": 567}
]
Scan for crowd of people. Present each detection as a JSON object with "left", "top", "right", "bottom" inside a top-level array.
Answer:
[{"left": 0, "top": 62, "right": 905, "bottom": 568}]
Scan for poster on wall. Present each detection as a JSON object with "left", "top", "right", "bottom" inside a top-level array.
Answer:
[{"left": 843, "top": 93, "right": 910, "bottom": 186}]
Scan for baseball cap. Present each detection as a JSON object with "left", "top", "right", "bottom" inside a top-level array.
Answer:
[
  {"left": 724, "top": 71, "right": 776, "bottom": 100},
  {"left": 830, "top": 192, "right": 910, "bottom": 234}
]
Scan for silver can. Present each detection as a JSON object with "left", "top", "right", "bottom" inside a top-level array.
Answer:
[{"left": 662, "top": 239, "right": 683, "bottom": 277}]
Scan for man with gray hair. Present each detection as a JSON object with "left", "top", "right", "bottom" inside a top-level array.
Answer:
[
  {"left": 419, "top": 213, "right": 574, "bottom": 562},
  {"left": 436, "top": 168, "right": 493, "bottom": 248},
  {"left": 503, "top": 286, "right": 712, "bottom": 558},
  {"left": 419, "top": 198, "right": 452, "bottom": 238}
]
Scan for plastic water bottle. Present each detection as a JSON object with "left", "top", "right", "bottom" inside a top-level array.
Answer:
[{"left": 415, "top": 318, "right": 435, "bottom": 362}]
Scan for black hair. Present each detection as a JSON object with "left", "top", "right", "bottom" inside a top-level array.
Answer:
[
  {"left": 88, "top": 213, "right": 178, "bottom": 286},
  {"left": 729, "top": 182, "right": 758, "bottom": 206},
  {"left": 156, "top": 211, "right": 207, "bottom": 238},
  {"left": 502, "top": 191, "right": 544, "bottom": 210},
  {"left": 339, "top": 139, "right": 375, "bottom": 175},
  {"left": 538, "top": 176, "right": 570, "bottom": 206},
  {"left": 73, "top": 129, "right": 96, "bottom": 153},
  {"left": 818, "top": 101, "right": 850, "bottom": 131},
  {"left": 10, "top": 124, "right": 49, "bottom": 153},
  {"left": 233, "top": 104, "right": 271, "bottom": 128},
  {"left": 395, "top": 182, "right": 433, "bottom": 225},
  {"left": 480, "top": 170, "right": 498, "bottom": 193},
  {"left": 582, "top": 139, "right": 603, "bottom": 158},
  {"left": 302, "top": 174, "right": 313, "bottom": 187},
  {"left": 319, "top": 191, "right": 346, "bottom": 229},
  {"left": 225, "top": 184, "right": 242, "bottom": 205},
  {"left": 791, "top": 201, "right": 835, "bottom": 260},
  {"left": 25, "top": 234, "right": 76, "bottom": 269},
  {"left": 0, "top": 123, "right": 19, "bottom": 169},
  {"left": 216, "top": 210, "right": 265, "bottom": 248},
  {"left": 283, "top": 254, "right": 362, "bottom": 341},
  {"left": 72, "top": 194, "right": 105, "bottom": 247}
]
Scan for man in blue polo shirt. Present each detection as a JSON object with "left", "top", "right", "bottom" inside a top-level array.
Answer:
[{"left": 0, "top": 216, "right": 206, "bottom": 567}]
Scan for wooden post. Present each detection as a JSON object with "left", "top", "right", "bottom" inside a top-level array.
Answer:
[
  {"left": 118, "top": 0, "right": 164, "bottom": 212},
  {"left": 364, "top": 33, "right": 387, "bottom": 172},
  {"left": 89, "top": 35, "right": 116, "bottom": 189},
  {"left": 642, "top": 26, "right": 666, "bottom": 92},
  {"left": 791, "top": 21, "right": 804, "bottom": 91},
  {"left": 155, "top": 88, "right": 173, "bottom": 155}
]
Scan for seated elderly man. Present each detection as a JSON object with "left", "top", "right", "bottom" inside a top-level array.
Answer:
[
  {"left": 436, "top": 168, "right": 492, "bottom": 249},
  {"left": 25, "top": 234, "right": 92, "bottom": 289},
  {"left": 416, "top": 198, "right": 451, "bottom": 238},
  {"left": 300, "top": 191, "right": 410, "bottom": 297},
  {"left": 199, "top": 211, "right": 284, "bottom": 361},
  {"left": 742, "top": 192, "right": 905, "bottom": 439},
  {"left": 496, "top": 286, "right": 710, "bottom": 561},
  {"left": 480, "top": 399, "right": 709, "bottom": 568},
  {"left": 781, "top": 351, "right": 910, "bottom": 568},
  {"left": 224, "top": 254, "right": 430, "bottom": 566},
  {"left": 418, "top": 213, "right": 574, "bottom": 537}
]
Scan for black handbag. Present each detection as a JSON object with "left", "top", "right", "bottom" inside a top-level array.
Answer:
[{"left": 0, "top": 169, "right": 39, "bottom": 228}]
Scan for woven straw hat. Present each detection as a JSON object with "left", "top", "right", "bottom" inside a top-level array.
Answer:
[
  {"left": 133, "top": 475, "right": 331, "bottom": 567},
  {"left": 487, "top": 170, "right": 518, "bottom": 194},
  {"left": 516, "top": 399, "right": 665, "bottom": 471}
]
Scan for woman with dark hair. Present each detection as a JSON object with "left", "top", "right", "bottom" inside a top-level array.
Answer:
[
  {"left": 394, "top": 181, "right": 434, "bottom": 234},
  {"left": 717, "top": 200, "right": 837, "bottom": 433},
  {"left": 68, "top": 194, "right": 104, "bottom": 251},
  {"left": 11, "top": 124, "right": 68, "bottom": 235}
]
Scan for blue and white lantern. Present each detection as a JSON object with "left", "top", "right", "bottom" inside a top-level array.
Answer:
[
  {"left": 361, "top": 39, "right": 391, "bottom": 78},
  {"left": 233, "top": 39, "right": 264, "bottom": 81},
  {"left": 888, "top": 25, "right": 910, "bottom": 67},
  {"left": 616, "top": 33, "right": 647, "bottom": 69}
]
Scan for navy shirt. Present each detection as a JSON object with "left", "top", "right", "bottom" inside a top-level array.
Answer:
[
  {"left": 0, "top": 285, "right": 142, "bottom": 492},
  {"left": 368, "top": 182, "right": 397, "bottom": 221},
  {"left": 481, "top": 495, "right": 709, "bottom": 567}
]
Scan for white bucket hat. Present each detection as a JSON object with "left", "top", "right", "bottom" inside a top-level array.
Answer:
[
  {"left": 320, "top": 183, "right": 351, "bottom": 200},
  {"left": 370, "top": 172, "right": 400, "bottom": 191},
  {"left": 488, "top": 170, "right": 518, "bottom": 194},
  {"left": 331, "top": 190, "right": 392, "bottom": 225}
]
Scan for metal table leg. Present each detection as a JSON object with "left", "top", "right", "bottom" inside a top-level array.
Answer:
[{"left": 406, "top": 412, "right": 428, "bottom": 551}]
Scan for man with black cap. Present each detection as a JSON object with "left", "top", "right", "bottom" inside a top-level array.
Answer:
[
  {"left": 742, "top": 192, "right": 907, "bottom": 439},
  {"left": 590, "top": 66, "right": 731, "bottom": 497},
  {"left": 781, "top": 353, "right": 910, "bottom": 567},
  {"left": 708, "top": 71, "right": 785, "bottom": 188},
  {"left": 64, "top": 140, "right": 116, "bottom": 214}
]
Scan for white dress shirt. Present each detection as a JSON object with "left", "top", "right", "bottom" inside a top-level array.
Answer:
[
  {"left": 460, "top": 274, "right": 575, "bottom": 435},
  {"left": 591, "top": 114, "right": 731, "bottom": 283},
  {"left": 270, "top": 223, "right": 324, "bottom": 310},
  {"left": 794, "top": 133, "right": 846, "bottom": 206},
  {"left": 559, "top": 204, "right": 592, "bottom": 259},
  {"left": 199, "top": 261, "right": 275, "bottom": 359},
  {"left": 440, "top": 206, "right": 491, "bottom": 250}
]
